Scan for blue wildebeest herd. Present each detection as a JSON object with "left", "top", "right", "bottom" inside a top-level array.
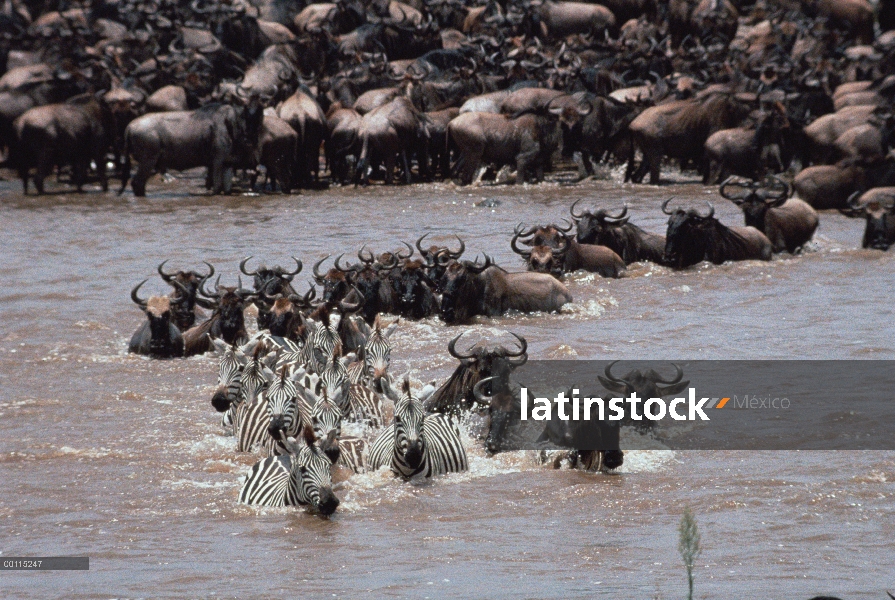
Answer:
[
  {"left": 124, "top": 184, "right": 826, "bottom": 514},
  {"left": 2, "top": 0, "right": 895, "bottom": 243}
]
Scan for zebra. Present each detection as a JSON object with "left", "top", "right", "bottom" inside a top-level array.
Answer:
[
  {"left": 366, "top": 377, "right": 468, "bottom": 478},
  {"left": 261, "top": 366, "right": 308, "bottom": 457},
  {"left": 234, "top": 351, "right": 275, "bottom": 453},
  {"left": 308, "top": 387, "right": 366, "bottom": 474},
  {"left": 210, "top": 339, "right": 246, "bottom": 426},
  {"left": 238, "top": 428, "right": 340, "bottom": 515}
]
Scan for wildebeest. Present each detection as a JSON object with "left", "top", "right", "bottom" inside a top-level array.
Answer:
[
  {"left": 388, "top": 258, "right": 439, "bottom": 319},
  {"left": 846, "top": 188, "right": 895, "bottom": 250},
  {"left": 156, "top": 260, "right": 216, "bottom": 330},
  {"left": 662, "top": 199, "right": 773, "bottom": 269},
  {"left": 703, "top": 109, "right": 789, "bottom": 184},
  {"left": 182, "top": 276, "right": 256, "bottom": 356},
  {"left": 13, "top": 93, "right": 110, "bottom": 195},
  {"left": 128, "top": 279, "right": 185, "bottom": 358},
  {"left": 355, "top": 96, "right": 429, "bottom": 185},
  {"left": 448, "top": 97, "right": 590, "bottom": 185},
  {"left": 529, "top": 1, "right": 616, "bottom": 39},
  {"left": 119, "top": 99, "right": 263, "bottom": 196},
  {"left": 626, "top": 92, "right": 752, "bottom": 184},
  {"left": 239, "top": 255, "right": 302, "bottom": 328},
  {"left": 668, "top": 0, "right": 738, "bottom": 48},
  {"left": 511, "top": 223, "right": 626, "bottom": 278},
  {"left": 720, "top": 176, "right": 819, "bottom": 253},
  {"left": 438, "top": 255, "right": 573, "bottom": 324},
  {"left": 597, "top": 360, "right": 690, "bottom": 432},
  {"left": 276, "top": 88, "right": 327, "bottom": 187},
  {"left": 570, "top": 200, "right": 666, "bottom": 264}
]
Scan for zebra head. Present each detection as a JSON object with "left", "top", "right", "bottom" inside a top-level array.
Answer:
[
  {"left": 311, "top": 388, "right": 343, "bottom": 464},
  {"left": 288, "top": 427, "right": 340, "bottom": 516},
  {"left": 266, "top": 365, "right": 299, "bottom": 440},
  {"left": 393, "top": 378, "right": 428, "bottom": 470},
  {"left": 240, "top": 345, "right": 275, "bottom": 404},
  {"left": 320, "top": 345, "right": 350, "bottom": 412},
  {"left": 363, "top": 315, "right": 398, "bottom": 384},
  {"left": 210, "top": 338, "right": 247, "bottom": 413}
]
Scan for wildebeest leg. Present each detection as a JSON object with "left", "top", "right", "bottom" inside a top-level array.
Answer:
[
  {"left": 209, "top": 159, "right": 224, "bottom": 194},
  {"left": 18, "top": 160, "right": 29, "bottom": 194},
  {"left": 401, "top": 150, "right": 411, "bottom": 184},
  {"left": 34, "top": 149, "right": 52, "bottom": 195},
  {"left": 384, "top": 153, "right": 396, "bottom": 185},
  {"left": 131, "top": 156, "right": 156, "bottom": 197},
  {"left": 222, "top": 166, "right": 234, "bottom": 194}
]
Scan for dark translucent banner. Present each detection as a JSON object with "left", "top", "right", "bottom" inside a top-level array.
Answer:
[
  {"left": 479, "top": 361, "right": 895, "bottom": 450},
  {"left": 1, "top": 557, "right": 89, "bottom": 570}
]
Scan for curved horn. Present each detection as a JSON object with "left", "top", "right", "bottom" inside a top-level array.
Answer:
[
  {"left": 606, "top": 204, "right": 628, "bottom": 220},
  {"left": 556, "top": 218, "right": 574, "bottom": 233},
  {"left": 131, "top": 279, "right": 149, "bottom": 307},
  {"left": 847, "top": 191, "right": 864, "bottom": 210},
  {"left": 510, "top": 230, "right": 532, "bottom": 258},
  {"left": 283, "top": 257, "right": 303, "bottom": 280},
  {"left": 313, "top": 255, "right": 331, "bottom": 281},
  {"left": 701, "top": 202, "right": 715, "bottom": 220},
  {"left": 661, "top": 197, "right": 676, "bottom": 215},
  {"left": 467, "top": 254, "right": 492, "bottom": 274},
  {"left": 200, "top": 274, "right": 222, "bottom": 300},
  {"left": 358, "top": 245, "right": 375, "bottom": 265},
  {"left": 719, "top": 176, "right": 751, "bottom": 202},
  {"left": 339, "top": 286, "right": 364, "bottom": 313},
  {"left": 570, "top": 198, "right": 587, "bottom": 219},
  {"left": 603, "top": 360, "right": 624, "bottom": 383},
  {"left": 202, "top": 261, "right": 215, "bottom": 280},
  {"left": 157, "top": 260, "right": 176, "bottom": 283},
  {"left": 396, "top": 241, "right": 413, "bottom": 259},
  {"left": 654, "top": 362, "right": 684, "bottom": 385},
  {"left": 505, "top": 332, "right": 527, "bottom": 358},
  {"left": 334, "top": 253, "right": 353, "bottom": 272},
  {"left": 449, "top": 235, "right": 465, "bottom": 258},
  {"left": 447, "top": 332, "right": 475, "bottom": 360},
  {"left": 472, "top": 376, "right": 496, "bottom": 405},
  {"left": 765, "top": 175, "right": 790, "bottom": 203},
  {"left": 239, "top": 256, "right": 258, "bottom": 277},
  {"left": 415, "top": 233, "right": 430, "bottom": 256}
]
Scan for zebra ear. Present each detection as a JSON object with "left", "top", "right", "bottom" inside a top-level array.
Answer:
[
  {"left": 418, "top": 381, "right": 437, "bottom": 405},
  {"left": 284, "top": 436, "right": 302, "bottom": 454},
  {"left": 240, "top": 337, "right": 261, "bottom": 356},
  {"left": 342, "top": 352, "right": 357, "bottom": 366},
  {"left": 262, "top": 351, "right": 279, "bottom": 369},
  {"left": 262, "top": 366, "right": 276, "bottom": 382}
]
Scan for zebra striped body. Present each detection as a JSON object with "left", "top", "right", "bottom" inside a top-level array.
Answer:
[
  {"left": 366, "top": 381, "right": 468, "bottom": 478},
  {"left": 238, "top": 437, "right": 339, "bottom": 514},
  {"left": 337, "top": 436, "right": 366, "bottom": 474},
  {"left": 346, "top": 383, "right": 387, "bottom": 428},
  {"left": 234, "top": 355, "right": 274, "bottom": 453},
  {"left": 261, "top": 369, "right": 304, "bottom": 457}
]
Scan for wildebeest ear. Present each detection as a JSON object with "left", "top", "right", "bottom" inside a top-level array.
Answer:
[
  {"left": 210, "top": 337, "right": 229, "bottom": 355},
  {"left": 384, "top": 318, "right": 400, "bottom": 339},
  {"left": 657, "top": 380, "right": 690, "bottom": 397},
  {"left": 418, "top": 381, "right": 437, "bottom": 404},
  {"left": 597, "top": 376, "right": 630, "bottom": 395},
  {"left": 379, "top": 373, "right": 401, "bottom": 402},
  {"left": 262, "top": 350, "right": 279, "bottom": 369}
]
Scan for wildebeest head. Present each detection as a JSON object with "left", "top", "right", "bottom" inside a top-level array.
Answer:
[
  {"left": 598, "top": 360, "right": 690, "bottom": 431},
  {"left": 240, "top": 256, "right": 303, "bottom": 297},
  {"left": 157, "top": 259, "right": 215, "bottom": 330},
  {"left": 720, "top": 176, "right": 789, "bottom": 232},
  {"left": 313, "top": 254, "right": 356, "bottom": 304},
  {"left": 570, "top": 199, "right": 631, "bottom": 245},
  {"left": 662, "top": 199, "right": 719, "bottom": 269},
  {"left": 131, "top": 279, "right": 186, "bottom": 358},
  {"left": 261, "top": 286, "right": 317, "bottom": 337},
  {"left": 438, "top": 254, "right": 493, "bottom": 324},
  {"left": 199, "top": 275, "right": 256, "bottom": 343},
  {"left": 426, "top": 331, "right": 528, "bottom": 421},
  {"left": 511, "top": 223, "right": 569, "bottom": 278},
  {"left": 848, "top": 192, "right": 895, "bottom": 251},
  {"left": 393, "top": 259, "right": 437, "bottom": 314},
  {"left": 416, "top": 233, "right": 465, "bottom": 284}
]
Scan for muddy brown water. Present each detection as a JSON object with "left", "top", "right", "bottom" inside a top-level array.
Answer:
[{"left": 0, "top": 170, "right": 893, "bottom": 599}]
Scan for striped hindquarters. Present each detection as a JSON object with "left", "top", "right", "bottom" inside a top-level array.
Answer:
[
  {"left": 337, "top": 436, "right": 366, "bottom": 474},
  {"left": 238, "top": 455, "right": 296, "bottom": 507}
]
